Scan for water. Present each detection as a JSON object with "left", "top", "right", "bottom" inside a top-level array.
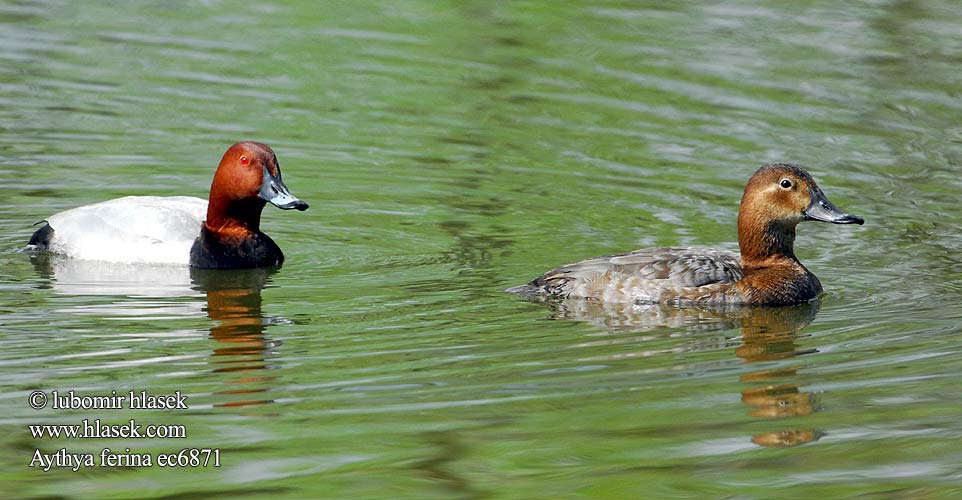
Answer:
[{"left": 2, "top": 1, "right": 962, "bottom": 498}]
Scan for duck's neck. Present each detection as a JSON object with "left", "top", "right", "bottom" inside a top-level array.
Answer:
[
  {"left": 738, "top": 217, "right": 799, "bottom": 270},
  {"left": 205, "top": 196, "right": 265, "bottom": 236}
]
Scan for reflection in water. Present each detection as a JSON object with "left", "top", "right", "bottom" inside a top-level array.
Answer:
[
  {"left": 734, "top": 302, "right": 823, "bottom": 447},
  {"left": 30, "top": 253, "right": 278, "bottom": 409},
  {"left": 30, "top": 252, "right": 199, "bottom": 298},
  {"left": 547, "top": 299, "right": 744, "bottom": 333},
  {"left": 414, "top": 429, "right": 481, "bottom": 500},
  {"left": 191, "top": 268, "right": 277, "bottom": 409},
  {"left": 535, "top": 297, "right": 824, "bottom": 447}
]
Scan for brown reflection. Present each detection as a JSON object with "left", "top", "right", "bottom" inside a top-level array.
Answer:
[
  {"left": 534, "top": 297, "right": 825, "bottom": 447},
  {"left": 751, "top": 430, "right": 819, "bottom": 448},
  {"left": 736, "top": 302, "right": 823, "bottom": 447},
  {"left": 191, "top": 268, "right": 277, "bottom": 409},
  {"left": 413, "top": 430, "right": 481, "bottom": 500}
]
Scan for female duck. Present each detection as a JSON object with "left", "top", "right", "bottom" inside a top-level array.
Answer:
[
  {"left": 508, "top": 163, "right": 864, "bottom": 306},
  {"left": 27, "top": 142, "right": 308, "bottom": 269}
]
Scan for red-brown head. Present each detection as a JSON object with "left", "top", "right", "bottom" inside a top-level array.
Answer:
[
  {"left": 205, "top": 142, "right": 308, "bottom": 234},
  {"left": 737, "top": 163, "right": 863, "bottom": 266}
]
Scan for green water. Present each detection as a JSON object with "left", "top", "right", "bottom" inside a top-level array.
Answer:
[{"left": 2, "top": 1, "right": 962, "bottom": 498}]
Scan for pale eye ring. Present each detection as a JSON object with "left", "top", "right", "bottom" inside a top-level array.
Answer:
[{"left": 779, "top": 178, "right": 793, "bottom": 189}]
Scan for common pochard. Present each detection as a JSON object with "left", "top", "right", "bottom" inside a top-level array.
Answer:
[
  {"left": 508, "top": 163, "right": 864, "bottom": 306},
  {"left": 27, "top": 142, "right": 308, "bottom": 269}
]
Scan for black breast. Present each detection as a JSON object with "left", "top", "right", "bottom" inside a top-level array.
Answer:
[{"left": 189, "top": 227, "right": 285, "bottom": 269}]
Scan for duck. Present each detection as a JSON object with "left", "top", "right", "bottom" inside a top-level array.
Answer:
[
  {"left": 507, "top": 163, "right": 864, "bottom": 306},
  {"left": 26, "top": 141, "right": 308, "bottom": 269}
]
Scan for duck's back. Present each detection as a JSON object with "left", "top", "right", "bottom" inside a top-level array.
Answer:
[
  {"left": 508, "top": 246, "right": 744, "bottom": 305},
  {"left": 35, "top": 196, "right": 207, "bottom": 265}
]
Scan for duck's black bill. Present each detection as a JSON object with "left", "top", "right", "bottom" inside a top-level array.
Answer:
[
  {"left": 259, "top": 166, "right": 309, "bottom": 211},
  {"left": 804, "top": 186, "right": 864, "bottom": 225}
]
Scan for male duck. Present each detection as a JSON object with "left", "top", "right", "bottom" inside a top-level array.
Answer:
[
  {"left": 508, "top": 163, "right": 864, "bottom": 306},
  {"left": 27, "top": 142, "right": 308, "bottom": 269}
]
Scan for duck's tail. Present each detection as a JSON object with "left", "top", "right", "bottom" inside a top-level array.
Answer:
[
  {"left": 26, "top": 221, "right": 54, "bottom": 251},
  {"left": 504, "top": 282, "right": 540, "bottom": 297}
]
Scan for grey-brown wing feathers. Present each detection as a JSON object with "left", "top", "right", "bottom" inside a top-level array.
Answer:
[{"left": 508, "top": 246, "right": 743, "bottom": 304}]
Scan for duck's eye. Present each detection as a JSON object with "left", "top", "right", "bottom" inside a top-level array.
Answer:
[
  {"left": 779, "top": 178, "right": 793, "bottom": 189},
  {"left": 240, "top": 155, "right": 250, "bottom": 166}
]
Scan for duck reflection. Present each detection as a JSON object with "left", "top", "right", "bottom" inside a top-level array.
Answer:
[
  {"left": 536, "top": 297, "right": 824, "bottom": 447},
  {"left": 30, "top": 251, "right": 200, "bottom": 299},
  {"left": 190, "top": 268, "right": 277, "bottom": 409},
  {"left": 734, "top": 302, "right": 823, "bottom": 447},
  {"left": 29, "top": 253, "right": 278, "bottom": 409}
]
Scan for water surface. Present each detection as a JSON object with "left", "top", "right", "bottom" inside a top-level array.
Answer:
[{"left": 2, "top": 1, "right": 961, "bottom": 498}]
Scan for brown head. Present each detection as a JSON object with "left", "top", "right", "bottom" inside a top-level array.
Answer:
[
  {"left": 205, "top": 142, "right": 309, "bottom": 235},
  {"left": 737, "top": 163, "right": 863, "bottom": 268}
]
